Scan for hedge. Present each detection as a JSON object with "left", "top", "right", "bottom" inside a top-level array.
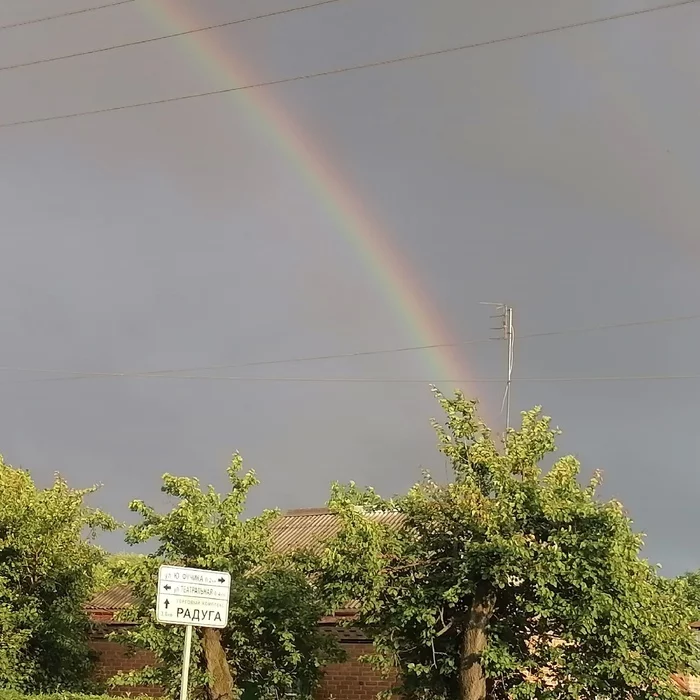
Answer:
[
  {"left": 0, "top": 694, "right": 113, "bottom": 700},
  {"left": 0, "top": 694, "right": 154, "bottom": 700}
]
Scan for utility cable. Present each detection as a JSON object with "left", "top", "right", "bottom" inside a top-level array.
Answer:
[
  {"left": 5, "top": 373, "right": 700, "bottom": 386},
  {"left": 0, "top": 0, "right": 135, "bottom": 32},
  {"left": 139, "top": 311, "right": 700, "bottom": 376},
  {"left": 0, "top": 311, "right": 698, "bottom": 381},
  {"left": 0, "top": 0, "right": 344, "bottom": 73},
  {"left": 1, "top": 0, "right": 697, "bottom": 129}
]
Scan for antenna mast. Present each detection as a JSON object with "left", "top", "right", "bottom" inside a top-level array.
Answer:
[
  {"left": 481, "top": 302, "right": 515, "bottom": 447},
  {"left": 503, "top": 305, "right": 514, "bottom": 436}
]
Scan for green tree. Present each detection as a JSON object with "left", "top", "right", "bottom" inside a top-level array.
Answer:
[
  {"left": 0, "top": 456, "right": 115, "bottom": 691},
  {"left": 113, "top": 454, "right": 341, "bottom": 700},
  {"left": 675, "top": 571, "right": 700, "bottom": 674},
  {"left": 91, "top": 552, "right": 146, "bottom": 594},
  {"left": 678, "top": 571, "right": 700, "bottom": 620},
  {"left": 318, "top": 390, "right": 695, "bottom": 700}
]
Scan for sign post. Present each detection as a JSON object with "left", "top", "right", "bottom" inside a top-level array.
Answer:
[
  {"left": 179, "top": 625, "right": 193, "bottom": 700},
  {"left": 156, "top": 565, "right": 232, "bottom": 700}
]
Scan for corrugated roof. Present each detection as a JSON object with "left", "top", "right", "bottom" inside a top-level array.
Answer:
[
  {"left": 270, "top": 507, "right": 402, "bottom": 555},
  {"left": 86, "top": 507, "right": 403, "bottom": 612},
  {"left": 270, "top": 508, "right": 344, "bottom": 555},
  {"left": 86, "top": 585, "right": 135, "bottom": 611},
  {"left": 672, "top": 673, "right": 691, "bottom": 695}
]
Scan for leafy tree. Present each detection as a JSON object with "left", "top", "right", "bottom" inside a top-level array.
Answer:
[
  {"left": 113, "top": 454, "right": 341, "bottom": 700},
  {"left": 678, "top": 571, "right": 700, "bottom": 620},
  {"left": 91, "top": 553, "right": 146, "bottom": 594},
  {"left": 318, "top": 391, "right": 696, "bottom": 700},
  {"left": 675, "top": 572, "right": 700, "bottom": 674},
  {"left": 0, "top": 456, "right": 115, "bottom": 691}
]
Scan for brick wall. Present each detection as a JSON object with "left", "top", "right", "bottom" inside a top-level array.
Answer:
[
  {"left": 90, "top": 633, "right": 395, "bottom": 700},
  {"left": 678, "top": 673, "right": 700, "bottom": 696},
  {"left": 90, "top": 630, "right": 162, "bottom": 697},
  {"left": 317, "top": 643, "right": 396, "bottom": 700}
]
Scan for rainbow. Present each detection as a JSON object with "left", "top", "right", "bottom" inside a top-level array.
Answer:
[{"left": 139, "top": 1, "right": 475, "bottom": 392}]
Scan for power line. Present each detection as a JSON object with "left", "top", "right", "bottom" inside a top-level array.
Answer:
[
  {"left": 5, "top": 373, "right": 700, "bottom": 386},
  {"left": 516, "top": 312, "right": 700, "bottom": 341},
  {"left": 1, "top": 0, "right": 697, "bottom": 129},
  {"left": 0, "top": 0, "right": 135, "bottom": 32},
  {"left": 0, "top": 336, "right": 494, "bottom": 377},
  {"left": 120, "top": 338, "right": 495, "bottom": 376},
  {"left": 0, "top": 0, "right": 344, "bottom": 73},
  {"left": 1, "top": 311, "right": 698, "bottom": 381},
  {"left": 131, "top": 311, "right": 700, "bottom": 375},
  {"left": 508, "top": 374, "right": 700, "bottom": 384}
]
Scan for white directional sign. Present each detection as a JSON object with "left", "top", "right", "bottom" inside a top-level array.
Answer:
[{"left": 156, "top": 565, "right": 231, "bottom": 629}]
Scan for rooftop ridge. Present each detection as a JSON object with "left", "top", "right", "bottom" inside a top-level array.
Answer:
[{"left": 283, "top": 507, "right": 331, "bottom": 516}]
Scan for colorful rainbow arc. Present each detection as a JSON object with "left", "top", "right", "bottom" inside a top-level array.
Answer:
[{"left": 140, "top": 1, "right": 474, "bottom": 393}]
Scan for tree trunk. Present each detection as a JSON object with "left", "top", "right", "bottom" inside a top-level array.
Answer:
[
  {"left": 202, "top": 627, "right": 235, "bottom": 700},
  {"left": 459, "top": 584, "right": 496, "bottom": 700}
]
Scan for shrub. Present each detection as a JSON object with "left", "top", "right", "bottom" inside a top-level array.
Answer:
[{"left": 0, "top": 457, "right": 115, "bottom": 691}]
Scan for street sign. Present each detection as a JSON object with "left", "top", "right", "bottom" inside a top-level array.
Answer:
[{"left": 156, "top": 565, "right": 231, "bottom": 629}]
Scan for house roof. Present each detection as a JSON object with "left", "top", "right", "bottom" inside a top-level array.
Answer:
[
  {"left": 86, "top": 507, "right": 400, "bottom": 613},
  {"left": 89, "top": 508, "right": 700, "bottom": 640},
  {"left": 86, "top": 584, "right": 134, "bottom": 611},
  {"left": 671, "top": 674, "right": 691, "bottom": 695},
  {"left": 270, "top": 507, "right": 403, "bottom": 555}
]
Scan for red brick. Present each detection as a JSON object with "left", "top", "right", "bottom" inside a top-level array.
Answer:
[
  {"left": 90, "top": 634, "right": 397, "bottom": 700},
  {"left": 89, "top": 637, "right": 162, "bottom": 696},
  {"left": 316, "top": 643, "right": 396, "bottom": 700}
]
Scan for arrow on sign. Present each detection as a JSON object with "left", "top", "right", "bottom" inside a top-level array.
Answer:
[
  {"left": 218, "top": 577, "right": 225, "bottom": 583},
  {"left": 164, "top": 584, "right": 171, "bottom": 591},
  {"left": 164, "top": 599, "right": 170, "bottom": 609}
]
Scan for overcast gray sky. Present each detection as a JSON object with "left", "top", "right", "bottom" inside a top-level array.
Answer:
[{"left": 1, "top": 0, "right": 699, "bottom": 574}]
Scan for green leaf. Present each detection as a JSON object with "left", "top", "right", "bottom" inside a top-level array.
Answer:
[{"left": 316, "top": 393, "right": 695, "bottom": 700}]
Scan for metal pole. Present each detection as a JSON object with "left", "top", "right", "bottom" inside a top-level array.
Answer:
[
  {"left": 480, "top": 301, "right": 515, "bottom": 453},
  {"left": 505, "top": 306, "right": 514, "bottom": 437},
  {"left": 180, "top": 625, "right": 193, "bottom": 700}
]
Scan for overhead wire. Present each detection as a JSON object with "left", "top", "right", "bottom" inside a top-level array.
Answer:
[
  {"left": 511, "top": 312, "right": 700, "bottom": 341},
  {"left": 1, "top": 4, "right": 698, "bottom": 387},
  {"left": 5, "top": 373, "right": 700, "bottom": 386},
  {"left": 0, "top": 337, "right": 498, "bottom": 379},
  {"left": 1, "top": 311, "right": 699, "bottom": 382},
  {"left": 1, "top": 0, "right": 698, "bottom": 129},
  {"left": 0, "top": 0, "right": 135, "bottom": 32},
  {"left": 0, "top": 0, "right": 345, "bottom": 73}
]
